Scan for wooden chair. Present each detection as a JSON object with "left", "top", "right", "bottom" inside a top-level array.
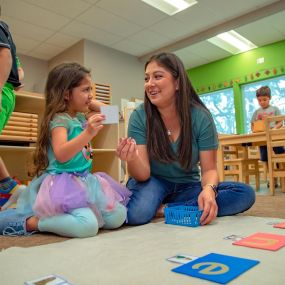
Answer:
[
  {"left": 248, "top": 146, "right": 267, "bottom": 182},
  {"left": 265, "top": 115, "right": 285, "bottom": 195},
  {"left": 223, "top": 146, "right": 260, "bottom": 190}
]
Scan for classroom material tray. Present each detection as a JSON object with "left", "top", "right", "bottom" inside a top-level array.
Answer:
[{"left": 164, "top": 204, "right": 203, "bottom": 227}]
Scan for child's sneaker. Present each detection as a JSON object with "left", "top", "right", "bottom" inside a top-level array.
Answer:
[
  {"left": 0, "top": 178, "right": 19, "bottom": 207},
  {"left": 0, "top": 193, "right": 12, "bottom": 207},
  {"left": 0, "top": 208, "right": 34, "bottom": 236},
  {"left": 0, "top": 185, "right": 26, "bottom": 211}
]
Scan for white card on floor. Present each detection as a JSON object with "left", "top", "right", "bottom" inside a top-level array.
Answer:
[
  {"left": 223, "top": 234, "right": 245, "bottom": 241},
  {"left": 266, "top": 221, "right": 281, "bottom": 225},
  {"left": 167, "top": 254, "right": 198, "bottom": 264},
  {"left": 100, "top": 105, "right": 119, "bottom": 124},
  {"left": 24, "top": 274, "right": 73, "bottom": 285}
]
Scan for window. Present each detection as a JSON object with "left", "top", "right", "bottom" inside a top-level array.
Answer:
[
  {"left": 242, "top": 75, "right": 285, "bottom": 133},
  {"left": 200, "top": 88, "right": 236, "bottom": 134}
]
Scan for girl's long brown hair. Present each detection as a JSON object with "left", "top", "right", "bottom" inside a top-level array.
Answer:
[
  {"left": 144, "top": 52, "right": 208, "bottom": 171},
  {"left": 33, "top": 62, "right": 90, "bottom": 176}
]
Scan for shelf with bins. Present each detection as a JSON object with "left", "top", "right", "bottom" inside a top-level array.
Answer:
[
  {"left": 0, "top": 90, "right": 44, "bottom": 144},
  {"left": 0, "top": 91, "right": 44, "bottom": 182}
]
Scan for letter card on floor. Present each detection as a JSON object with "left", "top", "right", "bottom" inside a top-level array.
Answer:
[
  {"left": 233, "top": 232, "right": 285, "bottom": 251},
  {"left": 172, "top": 252, "right": 259, "bottom": 284}
]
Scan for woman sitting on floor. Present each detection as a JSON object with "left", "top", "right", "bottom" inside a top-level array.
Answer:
[{"left": 116, "top": 52, "right": 255, "bottom": 226}]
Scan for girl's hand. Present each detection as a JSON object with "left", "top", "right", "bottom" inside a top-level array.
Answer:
[
  {"left": 86, "top": 114, "right": 105, "bottom": 137},
  {"left": 85, "top": 110, "right": 97, "bottom": 120},
  {"left": 198, "top": 187, "right": 218, "bottom": 225},
  {"left": 116, "top": 137, "right": 138, "bottom": 162}
]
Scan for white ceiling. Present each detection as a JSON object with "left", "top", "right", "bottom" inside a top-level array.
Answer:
[{"left": 1, "top": 0, "right": 285, "bottom": 69}]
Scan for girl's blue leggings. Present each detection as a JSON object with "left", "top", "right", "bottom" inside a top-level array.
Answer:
[{"left": 38, "top": 203, "right": 127, "bottom": 238}]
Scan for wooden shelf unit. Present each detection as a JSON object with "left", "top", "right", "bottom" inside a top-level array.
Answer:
[
  {"left": 0, "top": 91, "right": 44, "bottom": 181},
  {"left": 0, "top": 90, "right": 120, "bottom": 182},
  {"left": 91, "top": 123, "right": 120, "bottom": 181}
]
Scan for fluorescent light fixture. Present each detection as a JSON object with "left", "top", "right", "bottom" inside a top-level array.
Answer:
[
  {"left": 141, "top": 0, "right": 198, "bottom": 16},
  {"left": 207, "top": 30, "right": 257, "bottom": 54}
]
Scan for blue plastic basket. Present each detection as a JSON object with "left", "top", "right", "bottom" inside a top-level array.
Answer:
[{"left": 164, "top": 204, "right": 203, "bottom": 227}]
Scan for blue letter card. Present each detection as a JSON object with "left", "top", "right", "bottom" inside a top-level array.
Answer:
[{"left": 172, "top": 252, "right": 259, "bottom": 284}]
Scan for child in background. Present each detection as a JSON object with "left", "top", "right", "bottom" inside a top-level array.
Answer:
[
  {"left": 0, "top": 62, "right": 131, "bottom": 238},
  {"left": 250, "top": 85, "right": 285, "bottom": 186},
  {"left": 0, "top": 16, "right": 25, "bottom": 206}
]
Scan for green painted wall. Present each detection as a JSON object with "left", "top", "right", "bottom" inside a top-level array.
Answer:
[{"left": 187, "top": 39, "right": 285, "bottom": 134}]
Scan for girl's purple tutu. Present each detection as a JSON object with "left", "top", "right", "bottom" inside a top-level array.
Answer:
[
  {"left": 33, "top": 172, "right": 132, "bottom": 225},
  {"left": 94, "top": 172, "right": 131, "bottom": 206},
  {"left": 33, "top": 173, "right": 89, "bottom": 217}
]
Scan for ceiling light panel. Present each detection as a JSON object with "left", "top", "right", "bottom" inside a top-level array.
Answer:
[
  {"left": 207, "top": 30, "right": 257, "bottom": 54},
  {"left": 141, "top": 0, "right": 198, "bottom": 16}
]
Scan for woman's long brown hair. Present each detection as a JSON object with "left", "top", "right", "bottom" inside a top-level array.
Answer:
[
  {"left": 144, "top": 52, "right": 208, "bottom": 171},
  {"left": 33, "top": 62, "right": 90, "bottom": 176}
]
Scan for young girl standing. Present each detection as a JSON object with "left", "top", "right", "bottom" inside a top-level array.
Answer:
[{"left": 0, "top": 62, "right": 131, "bottom": 238}]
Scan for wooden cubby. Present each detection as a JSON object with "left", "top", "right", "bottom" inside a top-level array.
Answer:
[
  {"left": 0, "top": 91, "right": 44, "bottom": 182},
  {"left": 91, "top": 123, "right": 120, "bottom": 181},
  {"left": 0, "top": 91, "right": 120, "bottom": 182}
]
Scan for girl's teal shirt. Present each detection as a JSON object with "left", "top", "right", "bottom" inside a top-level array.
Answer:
[
  {"left": 46, "top": 112, "right": 93, "bottom": 174},
  {"left": 16, "top": 112, "right": 93, "bottom": 215}
]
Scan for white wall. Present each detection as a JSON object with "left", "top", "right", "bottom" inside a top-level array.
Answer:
[
  {"left": 18, "top": 40, "right": 145, "bottom": 107},
  {"left": 48, "top": 40, "right": 84, "bottom": 71},
  {"left": 84, "top": 40, "right": 144, "bottom": 106},
  {"left": 18, "top": 54, "right": 48, "bottom": 93}
]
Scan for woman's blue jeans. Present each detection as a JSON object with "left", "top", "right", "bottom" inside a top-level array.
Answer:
[{"left": 126, "top": 177, "right": 255, "bottom": 225}]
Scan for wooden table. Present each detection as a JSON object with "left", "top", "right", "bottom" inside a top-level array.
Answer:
[{"left": 217, "top": 132, "right": 267, "bottom": 181}]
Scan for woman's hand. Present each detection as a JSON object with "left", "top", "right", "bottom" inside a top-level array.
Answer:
[
  {"left": 116, "top": 137, "right": 138, "bottom": 162},
  {"left": 198, "top": 186, "right": 218, "bottom": 225},
  {"left": 86, "top": 113, "right": 105, "bottom": 137},
  {"left": 199, "top": 150, "right": 219, "bottom": 225},
  {"left": 117, "top": 140, "right": 150, "bottom": 181}
]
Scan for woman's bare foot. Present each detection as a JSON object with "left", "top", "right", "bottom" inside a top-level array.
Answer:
[
  {"left": 155, "top": 204, "right": 165, "bottom": 218},
  {"left": 26, "top": 216, "right": 39, "bottom": 232}
]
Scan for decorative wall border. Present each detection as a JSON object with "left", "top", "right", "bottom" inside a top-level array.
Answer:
[{"left": 196, "top": 65, "right": 285, "bottom": 94}]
